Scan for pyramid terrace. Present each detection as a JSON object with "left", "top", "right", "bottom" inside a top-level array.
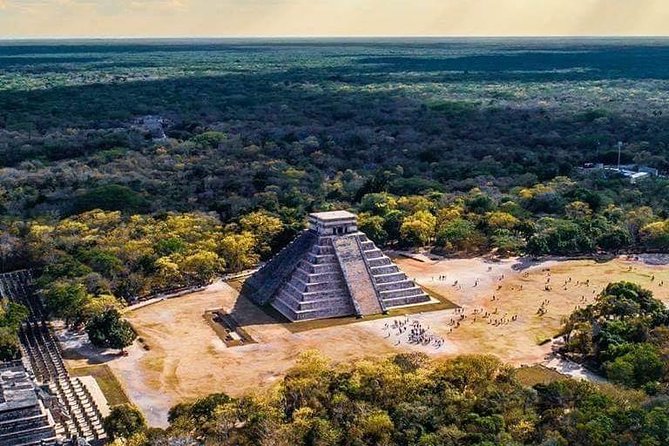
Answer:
[{"left": 243, "top": 210, "right": 431, "bottom": 321}]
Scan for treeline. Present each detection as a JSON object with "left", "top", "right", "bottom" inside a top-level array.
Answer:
[
  {"left": 103, "top": 352, "right": 669, "bottom": 446},
  {"left": 4, "top": 175, "right": 669, "bottom": 329},
  {"left": 562, "top": 282, "right": 669, "bottom": 392},
  {"left": 356, "top": 175, "right": 669, "bottom": 256},
  {"left": 2, "top": 43, "right": 669, "bottom": 228},
  {"left": 16, "top": 210, "right": 285, "bottom": 328}
]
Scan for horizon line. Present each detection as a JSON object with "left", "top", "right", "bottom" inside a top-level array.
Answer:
[{"left": 1, "top": 34, "right": 669, "bottom": 41}]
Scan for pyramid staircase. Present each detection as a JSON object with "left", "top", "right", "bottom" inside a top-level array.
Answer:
[{"left": 333, "top": 236, "right": 383, "bottom": 316}]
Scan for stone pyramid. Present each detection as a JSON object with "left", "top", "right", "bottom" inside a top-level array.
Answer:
[{"left": 242, "top": 210, "right": 430, "bottom": 321}]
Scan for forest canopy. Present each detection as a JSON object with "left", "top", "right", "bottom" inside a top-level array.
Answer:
[
  {"left": 1, "top": 39, "right": 669, "bottom": 318},
  {"left": 108, "top": 351, "right": 669, "bottom": 446}
]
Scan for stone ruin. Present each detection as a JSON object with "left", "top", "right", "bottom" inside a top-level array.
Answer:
[
  {"left": 0, "top": 361, "right": 58, "bottom": 446},
  {"left": 243, "top": 210, "right": 431, "bottom": 321}
]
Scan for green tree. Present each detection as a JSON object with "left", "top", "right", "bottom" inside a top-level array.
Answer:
[
  {"left": 71, "top": 184, "right": 150, "bottom": 215},
  {"left": 465, "top": 192, "right": 496, "bottom": 214},
  {"left": 86, "top": 309, "right": 137, "bottom": 353},
  {"left": 359, "top": 193, "right": 397, "bottom": 216},
  {"left": 596, "top": 226, "right": 632, "bottom": 252},
  {"left": 437, "top": 218, "right": 485, "bottom": 253},
  {"left": 43, "top": 281, "right": 90, "bottom": 326},
  {"left": 0, "top": 301, "right": 29, "bottom": 330},
  {"left": 605, "top": 343, "right": 665, "bottom": 388},
  {"left": 103, "top": 405, "right": 147, "bottom": 441},
  {"left": 0, "top": 327, "right": 22, "bottom": 361},
  {"left": 400, "top": 210, "right": 436, "bottom": 246},
  {"left": 357, "top": 213, "right": 388, "bottom": 246}
]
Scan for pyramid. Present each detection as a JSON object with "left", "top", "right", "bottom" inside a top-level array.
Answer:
[{"left": 242, "top": 211, "right": 431, "bottom": 321}]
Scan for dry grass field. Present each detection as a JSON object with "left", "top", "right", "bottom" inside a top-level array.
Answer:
[
  {"left": 69, "top": 365, "right": 130, "bottom": 407},
  {"left": 80, "top": 255, "right": 669, "bottom": 427}
]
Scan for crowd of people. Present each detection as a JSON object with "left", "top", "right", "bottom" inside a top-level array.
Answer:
[
  {"left": 384, "top": 317, "right": 445, "bottom": 349},
  {"left": 385, "top": 260, "right": 666, "bottom": 353}
]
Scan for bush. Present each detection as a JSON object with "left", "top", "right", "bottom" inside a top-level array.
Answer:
[{"left": 103, "top": 404, "right": 147, "bottom": 440}]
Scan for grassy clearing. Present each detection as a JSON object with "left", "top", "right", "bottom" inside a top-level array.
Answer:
[
  {"left": 70, "top": 364, "right": 130, "bottom": 406},
  {"left": 515, "top": 365, "right": 566, "bottom": 387}
]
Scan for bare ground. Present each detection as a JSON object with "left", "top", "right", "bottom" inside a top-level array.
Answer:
[{"left": 62, "top": 256, "right": 669, "bottom": 427}]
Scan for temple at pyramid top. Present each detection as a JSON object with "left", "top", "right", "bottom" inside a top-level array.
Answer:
[
  {"left": 242, "top": 210, "right": 431, "bottom": 322},
  {"left": 308, "top": 210, "right": 358, "bottom": 235}
]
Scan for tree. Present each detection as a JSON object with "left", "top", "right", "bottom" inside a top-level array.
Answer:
[
  {"left": 563, "top": 282, "right": 669, "bottom": 390},
  {"left": 625, "top": 206, "right": 656, "bottom": 241},
  {"left": 357, "top": 213, "right": 388, "bottom": 246},
  {"left": 526, "top": 219, "right": 594, "bottom": 256},
  {"left": 80, "top": 294, "right": 122, "bottom": 323},
  {"left": 43, "top": 281, "right": 91, "bottom": 327},
  {"left": 485, "top": 211, "right": 520, "bottom": 231},
  {"left": 359, "top": 193, "right": 397, "bottom": 216},
  {"left": 86, "top": 309, "right": 136, "bottom": 353},
  {"left": 605, "top": 343, "right": 665, "bottom": 388},
  {"left": 0, "top": 327, "right": 22, "bottom": 361},
  {"left": 179, "top": 250, "right": 223, "bottom": 285},
  {"left": 465, "top": 192, "right": 496, "bottom": 214},
  {"left": 0, "top": 301, "right": 29, "bottom": 330},
  {"left": 565, "top": 201, "right": 593, "bottom": 220},
  {"left": 219, "top": 232, "right": 258, "bottom": 272},
  {"left": 103, "top": 405, "right": 147, "bottom": 441},
  {"left": 71, "top": 184, "right": 150, "bottom": 215},
  {"left": 491, "top": 230, "right": 525, "bottom": 255},
  {"left": 400, "top": 210, "right": 436, "bottom": 246},
  {"left": 437, "top": 218, "right": 485, "bottom": 253},
  {"left": 0, "top": 301, "right": 28, "bottom": 361},
  {"left": 397, "top": 195, "right": 433, "bottom": 214},
  {"left": 640, "top": 220, "right": 669, "bottom": 251},
  {"left": 596, "top": 226, "right": 632, "bottom": 252},
  {"left": 239, "top": 211, "right": 284, "bottom": 258}
]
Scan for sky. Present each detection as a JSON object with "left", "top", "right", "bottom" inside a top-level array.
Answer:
[{"left": 0, "top": 0, "right": 668, "bottom": 38}]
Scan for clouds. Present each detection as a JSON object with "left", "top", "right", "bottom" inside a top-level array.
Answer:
[{"left": 0, "top": 0, "right": 668, "bottom": 38}]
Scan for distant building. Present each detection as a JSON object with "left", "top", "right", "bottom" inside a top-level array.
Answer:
[
  {"left": 639, "top": 166, "right": 660, "bottom": 176},
  {"left": 134, "top": 115, "right": 167, "bottom": 141},
  {"left": 581, "top": 163, "right": 659, "bottom": 184}
]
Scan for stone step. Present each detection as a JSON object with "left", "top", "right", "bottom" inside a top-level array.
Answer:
[
  {"left": 305, "top": 253, "right": 338, "bottom": 264},
  {"left": 382, "top": 293, "right": 431, "bottom": 308},
  {"left": 292, "top": 267, "right": 345, "bottom": 284},
  {"left": 274, "top": 291, "right": 354, "bottom": 312},
  {"left": 363, "top": 249, "right": 384, "bottom": 259},
  {"left": 272, "top": 297, "right": 354, "bottom": 321},
  {"left": 376, "top": 279, "right": 418, "bottom": 292},
  {"left": 242, "top": 230, "right": 317, "bottom": 305},
  {"left": 297, "top": 260, "right": 340, "bottom": 274},
  {"left": 370, "top": 264, "right": 400, "bottom": 275},
  {"left": 366, "top": 257, "right": 392, "bottom": 268},
  {"left": 286, "top": 278, "right": 348, "bottom": 293},
  {"left": 281, "top": 284, "right": 349, "bottom": 301},
  {"left": 371, "top": 272, "right": 407, "bottom": 284}
]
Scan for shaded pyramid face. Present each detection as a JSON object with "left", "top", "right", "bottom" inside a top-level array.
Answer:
[{"left": 243, "top": 211, "right": 430, "bottom": 322}]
